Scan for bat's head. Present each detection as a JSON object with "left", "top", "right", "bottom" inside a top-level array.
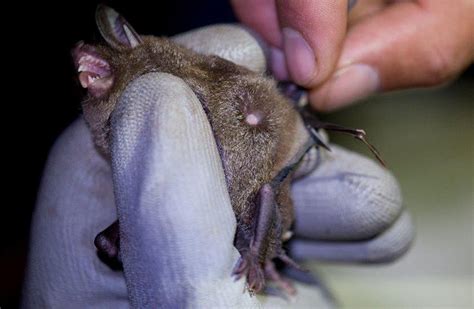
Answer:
[
  {"left": 71, "top": 5, "right": 143, "bottom": 155},
  {"left": 72, "top": 5, "right": 143, "bottom": 98},
  {"left": 72, "top": 5, "right": 192, "bottom": 155}
]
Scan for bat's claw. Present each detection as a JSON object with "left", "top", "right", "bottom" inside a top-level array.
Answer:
[
  {"left": 232, "top": 251, "right": 265, "bottom": 294},
  {"left": 265, "top": 260, "right": 297, "bottom": 296},
  {"left": 232, "top": 252, "right": 302, "bottom": 297}
]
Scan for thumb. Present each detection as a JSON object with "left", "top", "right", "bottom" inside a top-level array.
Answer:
[
  {"left": 276, "top": 0, "right": 348, "bottom": 86},
  {"left": 311, "top": 1, "right": 474, "bottom": 111}
]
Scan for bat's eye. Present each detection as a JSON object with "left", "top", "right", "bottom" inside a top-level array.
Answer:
[{"left": 72, "top": 42, "right": 114, "bottom": 98}]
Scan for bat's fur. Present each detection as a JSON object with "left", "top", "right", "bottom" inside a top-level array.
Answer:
[
  {"left": 84, "top": 36, "right": 299, "bottom": 235},
  {"left": 75, "top": 6, "right": 311, "bottom": 294}
]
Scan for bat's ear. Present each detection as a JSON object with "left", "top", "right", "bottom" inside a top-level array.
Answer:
[{"left": 95, "top": 4, "right": 143, "bottom": 49}]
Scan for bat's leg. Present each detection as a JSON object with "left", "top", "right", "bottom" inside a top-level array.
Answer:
[
  {"left": 272, "top": 193, "right": 304, "bottom": 272},
  {"left": 233, "top": 184, "right": 276, "bottom": 294},
  {"left": 95, "top": 220, "right": 121, "bottom": 263}
]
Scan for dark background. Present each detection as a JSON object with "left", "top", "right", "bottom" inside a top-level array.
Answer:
[{"left": 3, "top": 0, "right": 473, "bottom": 308}]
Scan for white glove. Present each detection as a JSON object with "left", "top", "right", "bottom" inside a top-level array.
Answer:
[{"left": 22, "top": 25, "right": 413, "bottom": 308}]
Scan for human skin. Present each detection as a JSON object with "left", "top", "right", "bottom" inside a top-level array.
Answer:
[{"left": 231, "top": 0, "right": 474, "bottom": 111}]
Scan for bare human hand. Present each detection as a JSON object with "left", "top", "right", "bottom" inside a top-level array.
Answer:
[{"left": 231, "top": 0, "right": 474, "bottom": 111}]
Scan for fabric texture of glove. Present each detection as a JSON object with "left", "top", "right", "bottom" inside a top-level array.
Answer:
[{"left": 290, "top": 146, "right": 413, "bottom": 263}]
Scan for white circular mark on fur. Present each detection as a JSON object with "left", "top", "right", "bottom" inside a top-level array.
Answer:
[{"left": 245, "top": 112, "right": 262, "bottom": 126}]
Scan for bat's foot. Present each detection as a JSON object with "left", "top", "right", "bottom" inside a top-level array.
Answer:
[
  {"left": 265, "top": 260, "right": 296, "bottom": 296},
  {"left": 232, "top": 252, "right": 302, "bottom": 296},
  {"left": 233, "top": 251, "right": 265, "bottom": 294}
]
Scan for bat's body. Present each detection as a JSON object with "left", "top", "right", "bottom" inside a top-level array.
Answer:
[
  {"left": 74, "top": 5, "right": 312, "bottom": 294},
  {"left": 74, "top": 5, "right": 384, "bottom": 295},
  {"left": 79, "top": 36, "right": 301, "bottom": 220}
]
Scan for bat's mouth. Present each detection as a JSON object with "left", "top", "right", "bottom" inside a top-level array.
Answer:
[{"left": 72, "top": 42, "right": 114, "bottom": 97}]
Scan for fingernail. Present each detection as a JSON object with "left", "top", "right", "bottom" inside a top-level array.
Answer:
[
  {"left": 270, "top": 47, "right": 289, "bottom": 80},
  {"left": 315, "top": 64, "right": 379, "bottom": 111},
  {"left": 282, "top": 27, "right": 316, "bottom": 85},
  {"left": 348, "top": 0, "right": 358, "bottom": 11}
]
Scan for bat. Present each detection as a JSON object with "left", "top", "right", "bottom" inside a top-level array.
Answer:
[{"left": 73, "top": 5, "right": 384, "bottom": 295}]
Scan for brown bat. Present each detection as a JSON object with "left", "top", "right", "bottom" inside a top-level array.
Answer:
[{"left": 73, "top": 5, "right": 384, "bottom": 295}]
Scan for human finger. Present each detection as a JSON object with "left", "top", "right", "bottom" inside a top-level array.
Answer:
[{"left": 311, "top": 0, "right": 474, "bottom": 111}]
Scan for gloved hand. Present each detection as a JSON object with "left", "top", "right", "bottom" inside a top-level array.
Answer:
[{"left": 22, "top": 25, "right": 414, "bottom": 308}]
